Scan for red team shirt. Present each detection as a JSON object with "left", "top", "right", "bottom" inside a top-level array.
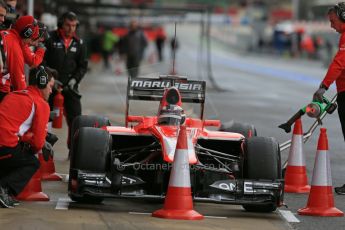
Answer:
[
  {"left": 22, "top": 43, "right": 46, "bottom": 68},
  {"left": 0, "top": 86, "right": 50, "bottom": 152},
  {"left": 322, "top": 32, "right": 345, "bottom": 93},
  {"left": 0, "top": 29, "right": 27, "bottom": 93}
]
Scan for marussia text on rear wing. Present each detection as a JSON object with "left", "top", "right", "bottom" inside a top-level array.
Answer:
[{"left": 128, "top": 75, "right": 206, "bottom": 103}]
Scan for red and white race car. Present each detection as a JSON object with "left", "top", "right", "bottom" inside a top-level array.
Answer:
[{"left": 68, "top": 75, "right": 283, "bottom": 212}]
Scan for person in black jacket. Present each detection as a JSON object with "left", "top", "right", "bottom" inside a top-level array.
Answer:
[
  {"left": 43, "top": 11, "right": 88, "bottom": 150},
  {"left": 119, "top": 19, "right": 147, "bottom": 79}
]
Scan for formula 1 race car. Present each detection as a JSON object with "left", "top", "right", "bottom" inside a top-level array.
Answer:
[{"left": 68, "top": 75, "right": 284, "bottom": 212}]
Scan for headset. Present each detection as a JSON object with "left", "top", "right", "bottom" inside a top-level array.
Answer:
[
  {"left": 333, "top": 3, "right": 345, "bottom": 22},
  {"left": 20, "top": 19, "right": 38, "bottom": 39},
  {"left": 57, "top": 11, "right": 79, "bottom": 29},
  {"left": 35, "top": 66, "right": 49, "bottom": 89}
]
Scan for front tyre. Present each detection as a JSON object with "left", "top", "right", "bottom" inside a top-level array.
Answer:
[
  {"left": 242, "top": 136, "right": 281, "bottom": 212},
  {"left": 72, "top": 127, "right": 111, "bottom": 172},
  {"left": 68, "top": 127, "right": 112, "bottom": 204},
  {"left": 70, "top": 115, "right": 111, "bottom": 158}
]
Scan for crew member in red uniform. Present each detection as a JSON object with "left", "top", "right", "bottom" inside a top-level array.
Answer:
[
  {"left": 0, "top": 7, "right": 45, "bottom": 69},
  {"left": 0, "top": 15, "right": 40, "bottom": 102},
  {"left": 313, "top": 3, "right": 345, "bottom": 194},
  {"left": 0, "top": 66, "right": 54, "bottom": 208},
  {"left": 22, "top": 22, "right": 47, "bottom": 67}
]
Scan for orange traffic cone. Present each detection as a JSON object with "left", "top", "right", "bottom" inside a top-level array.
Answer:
[
  {"left": 152, "top": 125, "right": 203, "bottom": 220},
  {"left": 16, "top": 168, "right": 49, "bottom": 201},
  {"left": 38, "top": 152, "right": 62, "bottom": 181},
  {"left": 298, "top": 128, "right": 343, "bottom": 217},
  {"left": 284, "top": 118, "right": 310, "bottom": 193}
]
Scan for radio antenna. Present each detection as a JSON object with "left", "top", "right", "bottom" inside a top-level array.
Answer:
[{"left": 171, "top": 22, "right": 177, "bottom": 75}]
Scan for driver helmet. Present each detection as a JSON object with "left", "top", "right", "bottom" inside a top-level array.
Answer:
[{"left": 158, "top": 104, "right": 185, "bottom": 126}]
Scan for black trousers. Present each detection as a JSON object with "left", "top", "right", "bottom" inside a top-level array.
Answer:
[
  {"left": 337, "top": 91, "right": 345, "bottom": 142},
  {"left": 102, "top": 50, "right": 111, "bottom": 69},
  {"left": 49, "top": 88, "right": 82, "bottom": 150},
  {"left": 0, "top": 144, "right": 40, "bottom": 195},
  {"left": 0, "top": 91, "right": 7, "bottom": 102},
  {"left": 155, "top": 39, "right": 164, "bottom": 62},
  {"left": 62, "top": 89, "right": 82, "bottom": 149},
  {"left": 126, "top": 57, "right": 140, "bottom": 79}
]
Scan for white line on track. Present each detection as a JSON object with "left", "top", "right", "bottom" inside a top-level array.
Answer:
[
  {"left": 55, "top": 198, "right": 72, "bottom": 210},
  {"left": 204, "top": 215, "right": 227, "bottom": 219},
  {"left": 279, "top": 210, "right": 300, "bottom": 223},
  {"left": 129, "top": 212, "right": 151, "bottom": 215}
]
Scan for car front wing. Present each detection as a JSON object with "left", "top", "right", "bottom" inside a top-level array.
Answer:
[{"left": 70, "top": 170, "right": 284, "bottom": 206}]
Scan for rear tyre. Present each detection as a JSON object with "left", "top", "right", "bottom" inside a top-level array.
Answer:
[
  {"left": 69, "top": 127, "right": 112, "bottom": 204},
  {"left": 220, "top": 120, "right": 257, "bottom": 138},
  {"left": 242, "top": 136, "right": 281, "bottom": 212}
]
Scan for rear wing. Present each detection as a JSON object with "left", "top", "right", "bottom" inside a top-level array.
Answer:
[{"left": 125, "top": 75, "right": 206, "bottom": 127}]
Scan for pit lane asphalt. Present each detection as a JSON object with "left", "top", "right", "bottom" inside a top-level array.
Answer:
[{"left": 2, "top": 23, "right": 345, "bottom": 229}]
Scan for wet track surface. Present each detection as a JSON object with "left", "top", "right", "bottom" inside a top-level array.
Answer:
[{"left": 3, "top": 24, "right": 345, "bottom": 229}]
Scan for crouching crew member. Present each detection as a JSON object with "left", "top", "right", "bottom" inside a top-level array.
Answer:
[
  {"left": 0, "top": 66, "right": 54, "bottom": 208},
  {"left": 43, "top": 11, "right": 88, "bottom": 150}
]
